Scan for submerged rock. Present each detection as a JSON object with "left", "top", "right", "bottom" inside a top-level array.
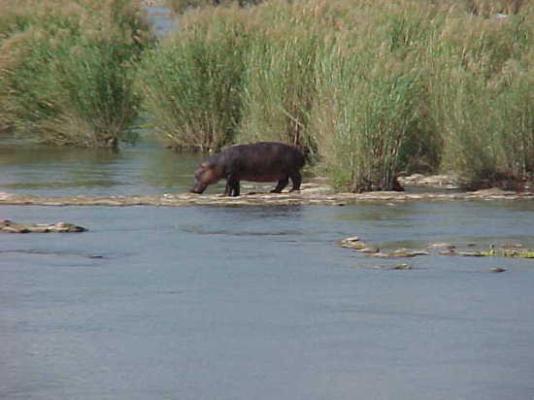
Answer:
[
  {"left": 392, "top": 263, "right": 413, "bottom": 270},
  {"left": 370, "top": 263, "right": 413, "bottom": 270},
  {"left": 0, "top": 219, "right": 87, "bottom": 233},
  {"left": 489, "top": 249, "right": 534, "bottom": 259},
  {"left": 339, "top": 236, "right": 368, "bottom": 250},
  {"left": 457, "top": 251, "right": 485, "bottom": 257},
  {"left": 368, "top": 252, "right": 394, "bottom": 259},
  {"left": 429, "top": 242, "right": 456, "bottom": 251},
  {"left": 369, "top": 248, "right": 429, "bottom": 258},
  {"left": 438, "top": 249, "right": 457, "bottom": 256},
  {"left": 501, "top": 242, "right": 524, "bottom": 249},
  {"left": 359, "top": 246, "right": 380, "bottom": 254},
  {"left": 341, "top": 234, "right": 533, "bottom": 265},
  {"left": 440, "top": 245, "right": 534, "bottom": 259}
]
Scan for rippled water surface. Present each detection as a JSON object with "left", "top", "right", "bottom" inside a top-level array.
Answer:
[{"left": 1, "top": 141, "right": 534, "bottom": 400}]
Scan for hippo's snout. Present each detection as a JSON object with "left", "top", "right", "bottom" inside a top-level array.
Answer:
[{"left": 190, "top": 182, "right": 207, "bottom": 194}]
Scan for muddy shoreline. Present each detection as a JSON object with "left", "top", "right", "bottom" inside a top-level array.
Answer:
[{"left": 1, "top": 186, "right": 532, "bottom": 207}]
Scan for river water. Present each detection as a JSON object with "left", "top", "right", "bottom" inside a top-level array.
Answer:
[{"left": 1, "top": 141, "right": 534, "bottom": 400}]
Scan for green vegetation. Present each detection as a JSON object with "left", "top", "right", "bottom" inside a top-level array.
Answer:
[
  {"left": 137, "top": 6, "right": 249, "bottom": 151},
  {"left": 139, "top": 0, "right": 532, "bottom": 191},
  {"left": 0, "top": 0, "right": 152, "bottom": 147},
  {"left": 480, "top": 247, "right": 534, "bottom": 259},
  {"left": 1, "top": 0, "right": 531, "bottom": 191}
]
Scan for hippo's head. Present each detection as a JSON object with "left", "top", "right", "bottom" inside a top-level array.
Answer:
[{"left": 190, "top": 162, "right": 221, "bottom": 194}]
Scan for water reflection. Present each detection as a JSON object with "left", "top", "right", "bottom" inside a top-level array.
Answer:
[
  {"left": 142, "top": 146, "right": 203, "bottom": 191},
  {"left": 0, "top": 139, "right": 203, "bottom": 196},
  {"left": 182, "top": 225, "right": 304, "bottom": 237},
  {"left": 0, "top": 143, "right": 118, "bottom": 165},
  {"left": 335, "top": 202, "right": 418, "bottom": 222}
]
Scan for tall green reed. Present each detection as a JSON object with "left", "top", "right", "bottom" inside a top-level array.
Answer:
[
  {"left": 0, "top": 0, "right": 151, "bottom": 147},
  {"left": 312, "top": 46, "right": 424, "bottom": 191},
  {"left": 139, "top": 0, "right": 532, "bottom": 190},
  {"left": 238, "top": 29, "right": 319, "bottom": 149},
  {"left": 429, "top": 6, "right": 533, "bottom": 187},
  {"left": 137, "top": 7, "right": 249, "bottom": 151}
]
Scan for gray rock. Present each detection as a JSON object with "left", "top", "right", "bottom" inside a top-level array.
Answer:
[
  {"left": 457, "top": 251, "right": 484, "bottom": 257},
  {"left": 359, "top": 246, "right": 380, "bottom": 254},
  {"left": 1, "top": 219, "right": 87, "bottom": 233},
  {"left": 370, "top": 263, "right": 413, "bottom": 270},
  {"left": 429, "top": 242, "right": 456, "bottom": 251}
]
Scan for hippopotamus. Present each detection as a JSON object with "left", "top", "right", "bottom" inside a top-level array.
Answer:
[{"left": 191, "top": 142, "right": 305, "bottom": 196}]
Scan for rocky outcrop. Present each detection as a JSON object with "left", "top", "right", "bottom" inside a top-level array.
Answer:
[
  {"left": 340, "top": 236, "right": 534, "bottom": 261},
  {"left": 399, "top": 174, "right": 461, "bottom": 189},
  {"left": 0, "top": 220, "right": 87, "bottom": 233}
]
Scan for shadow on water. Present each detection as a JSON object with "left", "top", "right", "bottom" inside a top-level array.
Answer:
[
  {"left": 0, "top": 249, "right": 106, "bottom": 260},
  {"left": 181, "top": 205, "right": 306, "bottom": 236},
  {"left": 181, "top": 226, "right": 305, "bottom": 236},
  {"left": 335, "top": 202, "right": 418, "bottom": 223}
]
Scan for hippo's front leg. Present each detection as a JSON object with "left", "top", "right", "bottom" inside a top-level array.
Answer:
[{"left": 225, "top": 174, "right": 240, "bottom": 197}]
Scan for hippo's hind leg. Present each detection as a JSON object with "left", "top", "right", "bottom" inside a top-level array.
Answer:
[
  {"left": 289, "top": 171, "right": 302, "bottom": 192},
  {"left": 224, "top": 181, "right": 231, "bottom": 196},
  {"left": 271, "top": 176, "right": 289, "bottom": 193},
  {"left": 231, "top": 181, "right": 240, "bottom": 197}
]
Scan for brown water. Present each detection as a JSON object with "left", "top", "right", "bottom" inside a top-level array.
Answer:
[{"left": 1, "top": 139, "right": 534, "bottom": 400}]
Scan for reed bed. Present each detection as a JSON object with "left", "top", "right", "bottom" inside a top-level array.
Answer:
[
  {"left": 0, "top": 0, "right": 151, "bottom": 147},
  {"left": 140, "top": 0, "right": 531, "bottom": 190},
  {"left": 2, "top": 0, "right": 531, "bottom": 190},
  {"left": 137, "top": 6, "right": 250, "bottom": 151}
]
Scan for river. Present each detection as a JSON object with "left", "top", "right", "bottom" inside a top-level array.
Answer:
[{"left": 1, "top": 140, "right": 534, "bottom": 400}]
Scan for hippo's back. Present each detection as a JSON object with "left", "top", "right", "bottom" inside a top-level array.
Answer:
[{"left": 223, "top": 142, "right": 304, "bottom": 174}]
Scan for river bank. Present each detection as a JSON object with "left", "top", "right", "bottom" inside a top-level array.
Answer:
[{"left": 1, "top": 185, "right": 532, "bottom": 207}]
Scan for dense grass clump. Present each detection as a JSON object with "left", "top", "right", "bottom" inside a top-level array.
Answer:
[
  {"left": 312, "top": 54, "right": 425, "bottom": 191},
  {"left": 309, "top": 2, "right": 439, "bottom": 192},
  {"left": 0, "top": 0, "right": 151, "bottom": 147},
  {"left": 1, "top": 0, "right": 530, "bottom": 188},
  {"left": 137, "top": 0, "right": 532, "bottom": 190},
  {"left": 137, "top": 7, "right": 250, "bottom": 151},
  {"left": 239, "top": 20, "right": 320, "bottom": 149},
  {"left": 429, "top": 8, "right": 533, "bottom": 188}
]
